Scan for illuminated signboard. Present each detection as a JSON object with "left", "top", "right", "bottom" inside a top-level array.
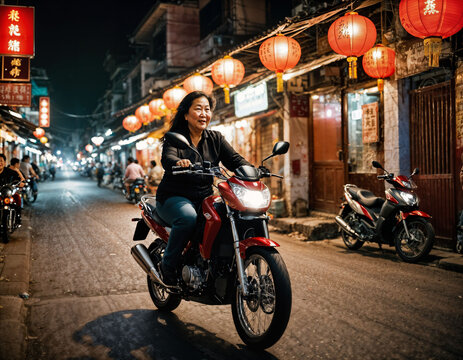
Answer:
[
  {"left": 0, "top": 5, "right": 34, "bottom": 57},
  {"left": 1, "top": 55, "right": 30, "bottom": 81},
  {"left": 39, "top": 96, "right": 50, "bottom": 127},
  {"left": 234, "top": 82, "right": 268, "bottom": 118},
  {"left": 0, "top": 82, "right": 31, "bottom": 106}
]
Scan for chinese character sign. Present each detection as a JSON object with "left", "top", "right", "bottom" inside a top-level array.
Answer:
[
  {"left": 2, "top": 55, "right": 30, "bottom": 81},
  {"left": 39, "top": 96, "right": 50, "bottom": 127},
  {"left": 0, "top": 6, "right": 34, "bottom": 57},
  {"left": 0, "top": 83, "right": 31, "bottom": 106},
  {"left": 362, "top": 102, "right": 379, "bottom": 143}
]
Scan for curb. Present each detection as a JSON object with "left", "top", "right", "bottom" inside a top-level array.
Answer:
[{"left": 0, "top": 212, "right": 31, "bottom": 360}]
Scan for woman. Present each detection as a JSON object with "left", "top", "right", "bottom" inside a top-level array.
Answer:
[{"left": 156, "top": 91, "right": 251, "bottom": 284}]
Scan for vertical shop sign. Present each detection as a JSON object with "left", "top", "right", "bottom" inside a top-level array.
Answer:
[
  {"left": 362, "top": 102, "right": 379, "bottom": 143},
  {"left": 289, "top": 94, "right": 309, "bottom": 117},
  {"left": 0, "top": 5, "right": 34, "bottom": 57},
  {"left": 1, "top": 55, "right": 29, "bottom": 81},
  {"left": 39, "top": 96, "right": 50, "bottom": 127},
  {"left": 0, "top": 82, "right": 31, "bottom": 106}
]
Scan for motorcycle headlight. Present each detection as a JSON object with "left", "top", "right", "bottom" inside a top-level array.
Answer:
[
  {"left": 398, "top": 190, "right": 418, "bottom": 206},
  {"left": 230, "top": 183, "right": 270, "bottom": 209}
]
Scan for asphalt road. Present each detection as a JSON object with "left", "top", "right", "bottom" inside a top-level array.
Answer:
[{"left": 25, "top": 170, "right": 463, "bottom": 360}]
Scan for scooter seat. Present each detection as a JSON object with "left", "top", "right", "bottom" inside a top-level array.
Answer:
[
  {"left": 348, "top": 187, "right": 385, "bottom": 208},
  {"left": 145, "top": 202, "right": 170, "bottom": 228}
]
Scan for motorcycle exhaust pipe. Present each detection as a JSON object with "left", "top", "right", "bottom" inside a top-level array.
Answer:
[
  {"left": 335, "top": 216, "right": 361, "bottom": 239},
  {"left": 130, "top": 244, "right": 167, "bottom": 287}
]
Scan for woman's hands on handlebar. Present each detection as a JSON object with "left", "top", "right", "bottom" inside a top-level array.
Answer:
[{"left": 176, "top": 159, "right": 192, "bottom": 168}]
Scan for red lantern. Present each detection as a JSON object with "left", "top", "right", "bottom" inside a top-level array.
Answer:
[
  {"left": 85, "top": 144, "right": 93, "bottom": 152},
  {"left": 122, "top": 115, "right": 142, "bottom": 132},
  {"left": 328, "top": 11, "right": 377, "bottom": 79},
  {"left": 259, "top": 34, "right": 301, "bottom": 92},
  {"left": 362, "top": 44, "right": 396, "bottom": 92},
  {"left": 33, "top": 127, "right": 45, "bottom": 139},
  {"left": 399, "top": 0, "right": 463, "bottom": 67},
  {"left": 163, "top": 86, "right": 187, "bottom": 111},
  {"left": 183, "top": 73, "right": 214, "bottom": 94},
  {"left": 135, "top": 105, "right": 154, "bottom": 125},
  {"left": 211, "top": 56, "right": 245, "bottom": 104},
  {"left": 149, "top": 98, "right": 167, "bottom": 118}
]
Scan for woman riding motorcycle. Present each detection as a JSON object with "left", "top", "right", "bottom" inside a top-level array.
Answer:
[{"left": 156, "top": 91, "right": 251, "bottom": 285}]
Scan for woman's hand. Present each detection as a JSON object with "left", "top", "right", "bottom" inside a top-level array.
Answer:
[{"left": 176, "top": 159, "right": 192, "bottom": 168}]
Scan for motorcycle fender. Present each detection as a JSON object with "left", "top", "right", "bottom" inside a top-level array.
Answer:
[
  {"left": 239, "top": 237, "right": 280, "bottom": 259},
  {"left": 133, "top": 219, "right": 150, "bottom": 241},
  {"left": 402, "top": 210, "right": 432, "bottom": 220}
]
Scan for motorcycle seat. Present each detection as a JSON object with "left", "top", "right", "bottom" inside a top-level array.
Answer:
[
  {"left": 348, "top": 187, "right": 385, "bottom": 208},
  {"left": 145, "top": 202, "right": 170, "bottom": 228}
]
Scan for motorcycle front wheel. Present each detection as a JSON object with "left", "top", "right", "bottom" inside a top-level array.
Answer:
[
  {"left": 394, "top": 217, "right": 434, "bottom": 263},
  {"left": 341, "top": 211, "right": 364, "bottom": 250},
  {"left": 231, "top": 247, "right": 291, "bottom": 349}
]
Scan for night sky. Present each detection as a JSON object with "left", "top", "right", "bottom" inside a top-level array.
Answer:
[{"left": 9, "top": 0, "right": 155, "bottom": 130}]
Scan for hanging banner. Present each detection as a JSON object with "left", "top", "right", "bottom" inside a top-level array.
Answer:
[
  {"left": 1, "top": 55, "right": 30, "bottom": 81},
  {"left": 362, "top": 102, "right": 379, "bottom": 143},
  {"left": 0, "top": 5, "right": 35, "bottom": 57},
  {"left": 0, "top": 82, "right": 31, "bottom": 106}
]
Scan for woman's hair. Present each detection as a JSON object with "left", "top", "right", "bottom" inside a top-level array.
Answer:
[{"left": 168, "top": 91, "right": 216, "bottom": 133}]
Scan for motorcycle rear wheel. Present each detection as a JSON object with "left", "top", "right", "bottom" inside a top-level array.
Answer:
[
  {"left": 341, "top": 211, "right": 364, "bottom": 250},
  {"left": 231, "top": 247, "right": 291, "bottom": 349},
  {"left": 394, "top": 217, "right": 434, "bottom": 263}
]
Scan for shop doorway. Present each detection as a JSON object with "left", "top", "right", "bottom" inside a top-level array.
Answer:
[
  {"left": 410, "top": 81, "right": 456, "bottom": 247},
  {"left": 311, "top": 93, "right": 343, "bottom": 213}
]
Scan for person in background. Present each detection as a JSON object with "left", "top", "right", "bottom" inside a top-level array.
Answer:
[
  {"left": 123, "top": 157, "right": 145, "bottom": 195},
  {"left": 96, "top": 162, "right": 104, "bottom": 187},
  {"left": 1, "top": 155, "right": 23, "bottom": 227},
  {"left": 9, "top": 158, "right": 25, "bottom": 184},
  {"left": 20, "top": 155, "right": 38, "bottom": 192},
  {"left": 147, "top": 160, "right": 162, "bottom": 194},
  {"left": 31, "top": 161, "right": 41, "bottom": 181},
  {"left": 49, "top": 162, "right": 56, "bottom": 180}
]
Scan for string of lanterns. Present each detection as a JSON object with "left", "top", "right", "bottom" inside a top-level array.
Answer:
[{"left": 119, "top": 0, "right": 463, "bottom": 134}]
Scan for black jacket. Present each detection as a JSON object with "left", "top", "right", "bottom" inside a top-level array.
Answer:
[
  {"left": 156, "top": 129, "right": 251, "bottom": 205},
  {"left": 0, "top": 167, "right": 21, "bottom": 187}
]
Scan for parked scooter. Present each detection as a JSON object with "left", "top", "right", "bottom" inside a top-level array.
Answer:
[
  {"left": 336, "top": 161, "right": 434, "bottom": 263},
  {"left": 123, "top": 177, "right": 147, "bottom": 203},
  {"left": 0, "top": 181, "right": 22, "bottom": 243},
  {"left": 130, "top": 132, "right": 292, "bottom": 349}
]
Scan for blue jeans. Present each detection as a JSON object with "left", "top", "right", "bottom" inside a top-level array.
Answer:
[{"left": 156, "top": 196, "right": 197, "bottom": 270}]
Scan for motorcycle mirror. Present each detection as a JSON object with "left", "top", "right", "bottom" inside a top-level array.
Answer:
[
  {"left": 164, "top": 132, "right": 190, "bottom": 150},
  {"left": 372, "top": 161, "right": 383, "bottom": 170},
  {"left": 411, "top": 167, "right": 420, "bottom": 176},
  {"left": 272, "top": 141, "right": 290, "bottom": 156}
]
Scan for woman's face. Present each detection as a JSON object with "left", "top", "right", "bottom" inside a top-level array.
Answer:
[{"left": 185, "top": 96, "right": 212, "bottom": 134}]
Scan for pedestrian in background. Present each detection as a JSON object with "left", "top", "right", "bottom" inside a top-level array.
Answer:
[{"left": 147, "top": 160, "right": 162, "bottom": 194}]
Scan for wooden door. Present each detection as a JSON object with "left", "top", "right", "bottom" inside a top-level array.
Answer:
[
  {"left": 311, "top": 94, "right": 344, "bottom": 213},
  {"left": 410, "top": 81, "right": 456, "bottom": 247}
]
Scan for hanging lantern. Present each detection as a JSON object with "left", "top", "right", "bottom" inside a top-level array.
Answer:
[
  {"left": 163, "top": 86, "right": 187, "bottom": 111},
  {"left": 33, "top": 127, "right": 45, "bottom": 139},
  {"left": 85, "top": 144, "right": 93, "bottom": 152},
  {"left": 399, "top": 0, "right": 463, "bottom": 67},
  {"left": 135, "top": 105, "right": 154, "bottom": 125},
  {"left": 122, "top": 115, "right": 142, "bottom": 132},
  {"left": 211, "top": 56, "right": 245, "bottom": 104},
  {"left": 259, "top": 34, "right": 301, "bottom": 92},
  {"left": 328, "top": 11, "right": 377, "bottom": 79},
  {"left": 148, "top": 98, "right": 167, "bottom": 119},
  {"left": 91, "top": 136, "right": 104, "bottom": 146},
  {"left": 40, "top": 136, "right": 48, "bottom": 144},
  {"left": 183, "top": 73, "right": 214, "bottom": 94},
  {"left": 362, "top": 44, "right": 396, "bottom": 92}
]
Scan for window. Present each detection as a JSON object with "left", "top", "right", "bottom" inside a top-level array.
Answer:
[{"left": 347, "top": 88, "right": 380, "bottom": 174}]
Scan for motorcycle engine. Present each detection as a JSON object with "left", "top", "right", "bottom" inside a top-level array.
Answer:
[{"left": 182, "top": 265, "right": 205, "bottom": 290}]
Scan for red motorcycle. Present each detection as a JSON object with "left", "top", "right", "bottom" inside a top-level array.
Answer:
[
  {"left": 131, "top": 132, "right": 291, "bottom": 349},
  {"left": 336, "top": 161, "right": 434, "bottom": 262}
]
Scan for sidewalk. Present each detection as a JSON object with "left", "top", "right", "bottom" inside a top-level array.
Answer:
[
  {"left": 269, "top": 213, "right": 463, "bottom": 273},
  {"left": 0, "top": 213, "right": 31, "bottom": 360}
]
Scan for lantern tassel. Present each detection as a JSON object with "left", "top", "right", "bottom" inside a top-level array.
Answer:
[
  {"left": 276, "top": 72, "right": 284, "bottom": 92},
  {"left": 223, "top": 86, "right": 230, "bottom": 104},
  {"left": 377, "top": 79, "right": 384, "bottom": 92},
  {"left": 347, "top": 57, "right": 358, "bottom": 79},
  {"left": 424, "top": 37, "right": 441, "bottom": 68}
]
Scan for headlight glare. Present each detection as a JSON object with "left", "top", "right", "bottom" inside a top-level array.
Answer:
[
  {"left": 230, "top": 183, "right": 270, "bottom": 209},
  {"left": 399, "top": 191, "right": 418, "bottom": 206}
]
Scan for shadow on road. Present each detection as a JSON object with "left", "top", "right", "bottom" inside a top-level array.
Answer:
[{"left": 72, "top": 309, "right": 279, "bottom": 360}]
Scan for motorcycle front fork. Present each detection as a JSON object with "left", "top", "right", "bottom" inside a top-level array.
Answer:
[{"left": 225, "top": 203, "right": 249, "bottom": 297}]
